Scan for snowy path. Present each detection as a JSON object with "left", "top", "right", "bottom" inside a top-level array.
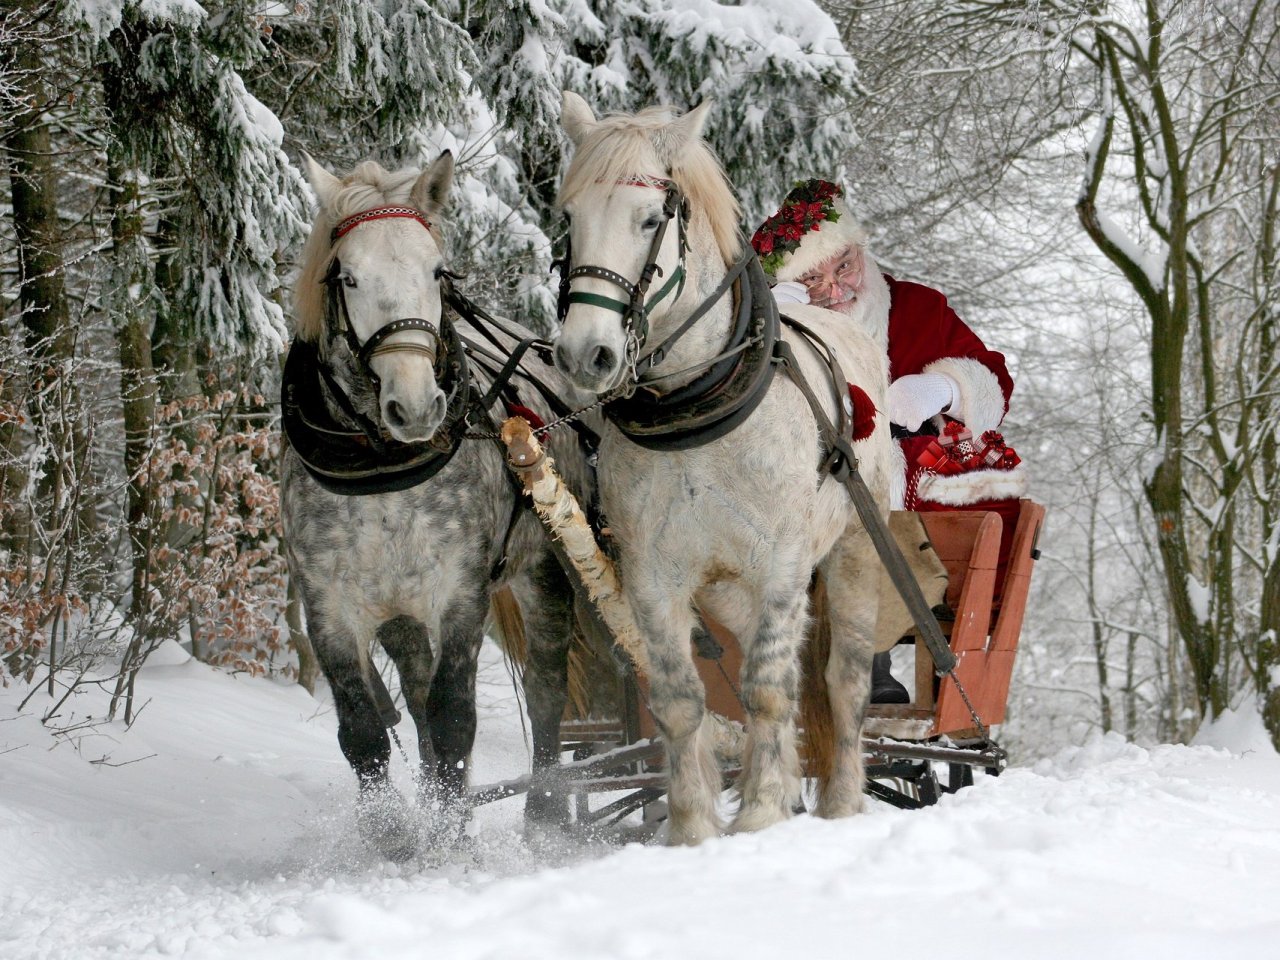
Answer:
[{"left": 2, "top": 643, "right": 1278, "bottom": 960}]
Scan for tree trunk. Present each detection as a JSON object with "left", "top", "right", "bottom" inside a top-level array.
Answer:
[
  {"left": 3, "top": 31, "right": 95, "bottom": 539},
  {"left": 101, "top": 20, "right": 160, "bottom": 720}
]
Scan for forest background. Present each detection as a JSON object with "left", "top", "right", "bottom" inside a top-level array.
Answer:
[{"left": 1, "top": 0, "right": 1276, "bottom": 754}]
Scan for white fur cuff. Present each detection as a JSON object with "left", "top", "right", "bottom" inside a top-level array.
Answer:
[
  {"left": 916, "top": 464, "right": 1028, "bottom": 506},
  {"left": 922, "top": 356, "right": 1007, "bottom": 434}
]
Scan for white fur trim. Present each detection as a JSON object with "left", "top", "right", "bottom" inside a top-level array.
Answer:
[
  {"left": 921, "top": 356, "right": 1007, "bottom": 434},
  {"left": 774, "top": 199, "right": 870, "bottom": 283},
  {"left": 889, "top": 439, "right": 907, "bottom": 510},
  {"left": 916, "top": 464, "right": 1028, "bottom": 506}
]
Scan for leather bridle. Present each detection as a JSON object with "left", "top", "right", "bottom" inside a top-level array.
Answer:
[
  {"left": 318, "top": 205, "right": 470, "bottom": 449},
  {"left": 323, "top": 205, "right": 453, "bottom": 400},
  {"left": 554, "top": 175, "right": 690, "bottom": 376}
]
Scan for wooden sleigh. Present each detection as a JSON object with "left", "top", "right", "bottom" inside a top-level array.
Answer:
[{"left": 471, "top": 497, "right": 1046, "bottom": 826}]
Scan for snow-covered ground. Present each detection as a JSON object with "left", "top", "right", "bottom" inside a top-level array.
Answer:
[{"left": 3, "top": 641, "right": 1278, "bottom": 960}]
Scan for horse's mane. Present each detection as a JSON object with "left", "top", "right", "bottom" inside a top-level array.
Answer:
[
  {"left": 293, "top": 161, "right": 446, "bottom": 342},
  {"left": 558, "top": 106, "right": 743, "bottom": 265}
]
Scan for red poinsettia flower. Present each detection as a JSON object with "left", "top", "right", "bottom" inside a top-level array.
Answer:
[{"left": 753, "top": 179, "right": 844, "bottom": 275}]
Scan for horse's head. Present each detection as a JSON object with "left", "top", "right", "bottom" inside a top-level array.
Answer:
[
  {"left": 553, "top": 92, "right": 741, "bottom": 395},
  {"left": 295, "top": 152, "right": 456, "bottom": 444}
]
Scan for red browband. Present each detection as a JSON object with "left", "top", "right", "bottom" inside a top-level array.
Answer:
[
  {"left": 331, "top": 206, "right": 433, "bottom": 241},
  {"left": 613, "top": 174, "right": 673, "bottom": 190}
]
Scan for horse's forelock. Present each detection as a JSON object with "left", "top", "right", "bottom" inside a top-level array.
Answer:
[
  {"left": 558, "top": 107, "right": 742, "bottom": 266},
  {"left": 293, "top": 161, "right": 445, "bottom": 343}
]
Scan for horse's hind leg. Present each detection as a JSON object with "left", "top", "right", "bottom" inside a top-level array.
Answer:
[
  {"left": 731, "top": 577, "right": 808, "bottom": 834},
  {"left": 516, "top": 553, "right": 576, "bottom": 828},
  {"left": 814, "top": 525, "right": 879, "bottom": 818},
  {"left": 308, "top": 609, "right": 416, "bottom": 861}
]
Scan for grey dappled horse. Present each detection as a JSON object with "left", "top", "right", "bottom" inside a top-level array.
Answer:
[
  {"left": 281, "top": 153, "right": 591, "bottom": 859},
  {"left": 553, "top": 94, "right": 893, "bottom": 844}
]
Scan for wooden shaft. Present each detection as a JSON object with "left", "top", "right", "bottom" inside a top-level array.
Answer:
[{"left": 499, "top": 417, "right": 651, "bottom": 676}]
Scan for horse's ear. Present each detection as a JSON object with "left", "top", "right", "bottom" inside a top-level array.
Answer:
[
  {"left": 666, "top": 100, "right": 714, "bottom": 147},
  {"left": 561, "top": 90, "right": 597, "bottom": 145},
  {"left": 411, "top": 150, "right": 454, "bottom": 217},
  {"left": 302, "top": 152, "right": 342, "bottom": 207}
]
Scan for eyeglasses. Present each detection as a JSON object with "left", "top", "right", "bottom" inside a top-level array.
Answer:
[{"left": 799, "top": 246, "right": 864, "bottom": 307}]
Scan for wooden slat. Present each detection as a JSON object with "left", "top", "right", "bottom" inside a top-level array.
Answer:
[
  {"left": 921, "top": 512, "right": 1002, "bottom": 737},
  {"left": 989, "top": 500, "right": 1044, "bottom": 653}
]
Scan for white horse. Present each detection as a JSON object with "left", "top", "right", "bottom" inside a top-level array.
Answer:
[{"left": 553, "top": 92, "right": 894, "bottom": 843}]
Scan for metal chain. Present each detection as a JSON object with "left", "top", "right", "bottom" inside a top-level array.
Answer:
[
  {"left": 463, "top": 390, "right": 614, "bottom": 441},
  {"left": 944, "top": 665, "right": 1002, "bottom": 755}
]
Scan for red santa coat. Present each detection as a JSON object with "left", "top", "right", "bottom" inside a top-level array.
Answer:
[
  {"left": 886, "top": 275, "right": 1013, "bottom": 413},
  {"left": 884, "top": 275, "right": 1025, "bottom": 588}
]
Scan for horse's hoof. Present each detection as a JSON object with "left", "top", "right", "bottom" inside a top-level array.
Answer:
[
  {"left": 728, "top": 801, "right": 792, "bottom": 835},
  {"left": 357, "top": 784, "right": 418, "bottom": 862},
  {"left": 416, "top": 790, "right": 473, "bottom": 855},
  {"left": 524, "top": 788, "right": 572, "bottom": 828},
  {"left": 664, "top": 813, "right": 722, "bottom": 846}
]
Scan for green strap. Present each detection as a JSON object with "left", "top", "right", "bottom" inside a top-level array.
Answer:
[
  {"left": 566, "top": 264, "right": 686, "bottom": 319},
  {"left": 645, "top": 263, "right": 686, "bottom": 313},
  {"left": 567, "top": 291, "right": 631, "bottom": 314}
]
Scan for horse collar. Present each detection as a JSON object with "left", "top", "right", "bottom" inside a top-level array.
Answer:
[{"left": 603, "top": 255, "right": 781, "bottom": 450}]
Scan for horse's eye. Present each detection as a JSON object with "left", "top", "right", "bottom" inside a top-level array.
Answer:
[
  {"left": 342, "top": 272, "right": 357, "bottom": 289},
  {"left": 433, "top": 264, "right": 444, "bottom": 280},
  {"left": 641, "top": 216, "right": 661, "bottom": 231}
]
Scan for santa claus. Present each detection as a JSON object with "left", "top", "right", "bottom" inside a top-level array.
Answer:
[{"left": 752, "top": 179, "right": 1027, "bottom": 702}]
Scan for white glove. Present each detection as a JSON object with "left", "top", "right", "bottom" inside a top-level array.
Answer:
[
  {"left": 888, "top": 373, "right": 958, "bottom": 432},
  {"left": 771, "top": 281, "right": 810, "bottom": 306}
]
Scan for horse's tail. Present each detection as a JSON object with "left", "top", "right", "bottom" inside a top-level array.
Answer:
[
  {"left": 563, "top": 627, "right": 592, "bottom": 720},
  {"left": 487, "top": 585, "right": 592, "bottom": 720},
  {"left": 799, "top": 573, "right": 835, "bottom": 790},
  {"left": 489, "top": 585, "right": 528, "bottom": 670}
]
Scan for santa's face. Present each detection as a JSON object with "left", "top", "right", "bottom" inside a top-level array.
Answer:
[{"left": 797, "top": 244, "right": 866, "bottom": 315}]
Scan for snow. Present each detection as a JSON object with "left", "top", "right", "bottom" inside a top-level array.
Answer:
[
  {"left": 1186, "top": 573, "right": 1210, "bottom": 623},
  {"left": 3, "top": 643, "right": 1279, "bottom": 960},
  {"left": 62, "top": 0, "right": 205, "bottom": 40},
  {"left": 1093, "top": 206, "right": 1168, "bottom": 292}
]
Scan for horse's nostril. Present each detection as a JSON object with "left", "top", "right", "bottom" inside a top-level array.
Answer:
[
  {"left": 554, "top": 341, "right": 573, "bottom": 373},
  {"left": 429, "top": 392, "right": 446, "bottom": 425},
  {"left": 590, "top": 345, "right": 616, "bottom": 375},
  {"left": 385, "top": 399, "right": 407, "bottom": 428}
]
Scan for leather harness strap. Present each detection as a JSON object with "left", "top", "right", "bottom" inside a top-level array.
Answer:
[{"left": 774, "top": 314, "right": 959, "bottom": 676}]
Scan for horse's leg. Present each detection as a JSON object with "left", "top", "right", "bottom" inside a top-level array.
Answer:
[
  {"left": 308, "top": 607, "right": 417, "bottom": 861},
  {"left": 416, "top": 593, "right": 487, "bottom": 844},
  {"left": 632, "top": 592, "right": 722, "bottom": 845},
  {"left": 731, "top": 568, "right": 809, "bottom": 833},
  {"left": 375, "top": 613, "right": 439, "bottom": 781},
  {"left": 814, "top": 524, "right": 879, "bottom": 818},
  {"left": 517, "top": 551, "right": 576, "bottom": 828}
]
